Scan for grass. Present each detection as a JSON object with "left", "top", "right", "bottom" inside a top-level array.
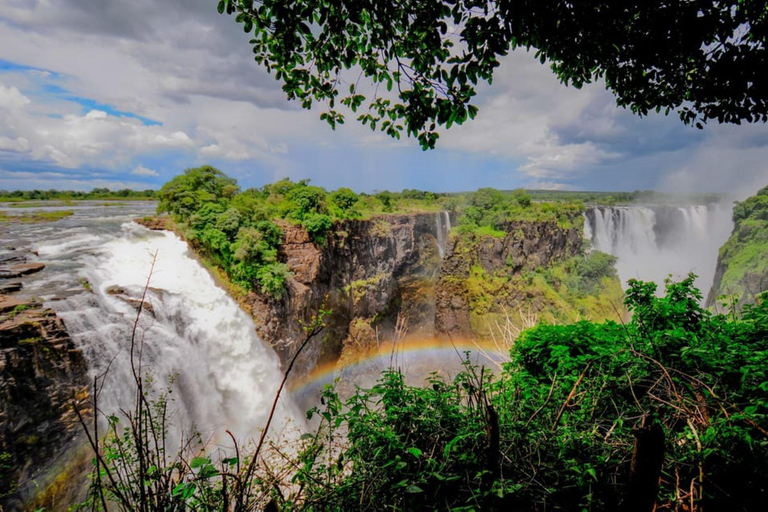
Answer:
[{"left": 0, "top": 210, "right": 75, "bottom": 224}]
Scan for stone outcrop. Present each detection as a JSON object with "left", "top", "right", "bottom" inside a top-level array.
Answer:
[
  {"left": 435, "top": 220, "right": 583, "bottom": 337},
  {"left": 246, "top": 214, "right": 444, "bottom": 375},
  {"left": 135, "top": 215, "right": 171, "bottom": 231},
  {"left": 0, "top": 253, "right": 87, "bottom": 510}
]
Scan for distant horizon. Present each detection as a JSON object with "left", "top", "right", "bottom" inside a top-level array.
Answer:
[{"left": 0, "top": 180, "right": 741, "bottom": 198}]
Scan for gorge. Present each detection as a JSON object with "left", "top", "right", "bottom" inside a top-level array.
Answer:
[{"left": 0, "top": 180, "right": 765, "bottom": 511}]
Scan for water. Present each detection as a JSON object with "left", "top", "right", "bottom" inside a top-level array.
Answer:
[
  {"left": 584, "top": 204, "right": 733, "bottom": 296},
  {"left": 1, "top": 202, "right": 299, "bottom": 446},
  {"left": 435, "top": 211, "right": 451, "bottom": 258}
]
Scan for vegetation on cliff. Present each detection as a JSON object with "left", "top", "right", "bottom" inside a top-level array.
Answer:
[
  {"left": 156, "top": 167, "right": 590, "bottom": 299},
  {"left": 82, "top": 277, "right": 768, "bottom": 511},
  {"left": 440, "top": 223, "right": 624, "bottom": 338},
  {"left": 709, "top": 184, "right": 768, "bottom": 306}
]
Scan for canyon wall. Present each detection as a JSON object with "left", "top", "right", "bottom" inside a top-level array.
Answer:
[
  {"left": 0, "top": 293, "right": 87, "bottom": 510},
  {"left": 225, "top": 213, "right": 618, "bottom": 374},
  {"left": 436, "top": 220, "right": 584, "bottom": 336},
  {"left": 244, "top": 213, "right": 446, "bottom": 375}
]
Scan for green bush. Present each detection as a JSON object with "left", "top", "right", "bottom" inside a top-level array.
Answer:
[
  {"left": 376, "top": 191, "right": 396, "bottom": 212},
  {"left": 302, "top": 213, "right": 333, "bottom": 244},
  {"left": 255, "top": 262, "right": 291, "bottom": 297},
  {"left": 331, "top": 187, "right": 360, "bottom": 214}
]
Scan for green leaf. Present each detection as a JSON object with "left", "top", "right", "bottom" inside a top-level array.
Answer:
[
  {"left": 190, "top": 456, "right": 210, "bottom": 469},
  {"left": 406, "top": 447, "right": 422, "bottom": 458}
]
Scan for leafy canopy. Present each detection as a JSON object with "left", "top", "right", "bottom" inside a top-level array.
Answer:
[{"left": 218, "top": 0, "right": 768, "bottom": 149}]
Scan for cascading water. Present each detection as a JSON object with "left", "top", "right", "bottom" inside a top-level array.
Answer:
[
  {"left": 17, "top": 205, "right": 300, "bottom": 446},
  {"left": 584, "top": 204, "right": 733, "bottom": 296},
  {"left": 435, "top": 211, "right": 451, "bottom": 258}
]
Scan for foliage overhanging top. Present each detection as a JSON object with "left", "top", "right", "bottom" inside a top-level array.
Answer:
[{"left": 219, "top": 0, "right": 768, "bottom": 148}]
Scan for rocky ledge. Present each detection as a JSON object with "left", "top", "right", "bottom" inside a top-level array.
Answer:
[
  {"left": 134, "top": 215, "right": 171, "bottom": 231},
  {"left": 0, "top": 259, "right": 88, "bottom": 509}
]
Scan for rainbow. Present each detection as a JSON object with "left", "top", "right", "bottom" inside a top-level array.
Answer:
[{"left": 290, "top": 337, "right": 510, "bottom": 406}]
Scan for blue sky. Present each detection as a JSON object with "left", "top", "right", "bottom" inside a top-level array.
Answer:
[{"left": 1, "top": 0, "right": 767, "bottom": 196}]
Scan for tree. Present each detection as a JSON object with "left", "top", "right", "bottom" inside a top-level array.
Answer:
[
  {"left": 219, "top": 0, "right": 768, "bottom": 149},
  {"left": 330, "top": 187, "right": 360, "bottom": 213},
  {"left": 157, "top": 166, "right": 239, "bottom": 218}
]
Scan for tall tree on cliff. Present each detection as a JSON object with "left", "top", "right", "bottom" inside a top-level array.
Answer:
[{"left": 218, "top": 0, "right": 768, "bottom": 149}]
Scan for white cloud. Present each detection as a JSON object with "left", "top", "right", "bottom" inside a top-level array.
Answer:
[
  {"left": 0, "top": 0, "right": 767, "bottom": 193},
  {"left": 132, "top": 165, "right": 159, "bottom": 176},
  {"left": 0, "top": 84, "right": 31, "bottom": 110},
  {"left": 0, "top": 136, "right": 30, "bottom": 152}
]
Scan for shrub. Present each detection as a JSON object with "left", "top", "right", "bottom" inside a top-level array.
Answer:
[
  {"left": 302, "top": 213, "right": 333, "bottom": 244},
  {"left": 256, "top": 262, "right": 291, "bottom": 297},
  {"left": 331, "top": 187, "right": 360, "bottom": 214}
]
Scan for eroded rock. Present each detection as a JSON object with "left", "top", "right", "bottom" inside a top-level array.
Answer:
[{"left": 0, "top": 295, "right": 87, "bottom": 508}]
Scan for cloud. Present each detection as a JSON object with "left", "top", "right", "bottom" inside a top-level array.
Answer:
[
  {"left": 0, "top": 136, "right": 29, "bottom": 152},
  {"left": 0, "top": 0, "right": 767, "bottom": 194},
  {"left": 0, "top": 83, "right": 30, "bottom": 109},
  {"left": 0, "top": 86, "right": 196, "bottom": 169},
  {"left": 131, "top": 165, "right": 159, "bottom": 176}
]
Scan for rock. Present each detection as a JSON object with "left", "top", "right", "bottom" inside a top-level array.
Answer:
[
  {"left": 106, "top": 285, "right": 127, "bottom": 295},
  {"left": 0, "top": 263, "right": 45, "bottom": 279},
  {"left": 0, "top": 295, "right": 26, "bottom": 313},
  {"left": 0, "top": 298, "right": 87, "bottom": 506},
  {"left": 247, "top": 213, "right": 442, "bottom": 375},
  {"left": 125, "top": 298, "right": 155, "bottom": 317},
  {"left": 105, "top": 286, "right": 155, "bottom": 317},
  {"left": 0, "top": 282, "right": 22, "bottom": 294},
  {"left": 134, "top": 216, "right": 170, "bottom": 231},
  {"left": 0, "top": 250, "right": 36, "bottom": 265}
]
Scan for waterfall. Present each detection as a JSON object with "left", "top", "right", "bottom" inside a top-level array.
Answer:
[
  {"left": 34, "top": 221, "right": 301, "bottom": 445},
  {"left": 435, "top": 211, "right": 451, "bottom": 258},
  {"left": 584, "top": 204, "right": 733, "bottom": 296}
]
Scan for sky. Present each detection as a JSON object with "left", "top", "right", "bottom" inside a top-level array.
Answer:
[{"left": 1, "top": 0, "right": 767, "bottom": 195}]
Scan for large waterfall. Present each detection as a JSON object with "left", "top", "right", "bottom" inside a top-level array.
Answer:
[
  {"left": 584, "top": 204, "right": 733, "bottom": 295},
  {"left": 24, "top": 211, "right": 300, "bottom": 445}
]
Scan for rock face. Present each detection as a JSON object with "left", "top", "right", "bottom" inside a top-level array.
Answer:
[
  {"left": 0, "top": 299, "right": 87, "bottom": 507},
  {"left": 435, "top": 220, "right": 583, "bottom": 337},
  {"left": 136, "top": 213, "right": 589, "bottom": 375},
  {"left": 705, "top": 185, "right": 768, "bottom": 308},
  {"left": 246, "top": 214, "right": 445, "bottom": 375}
]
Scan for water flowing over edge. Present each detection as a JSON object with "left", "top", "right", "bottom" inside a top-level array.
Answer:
[
  {"left": 33, "top": 220, "right": 303, "bottom": 448},
  {"left": 583, "top": 204, "right": 733, "bottom": 297}
]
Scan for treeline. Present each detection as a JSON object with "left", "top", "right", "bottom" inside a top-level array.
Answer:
[
  {"left": 0, "top": 188, "right": 157, "bottom": 201},
  {"left": 451, "top": 187, "right": 584, "bottom": 237},
  {"left": 526, "top": 189, "right": 728, "bottom": 206}
]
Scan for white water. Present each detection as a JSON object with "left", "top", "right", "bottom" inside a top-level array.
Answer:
[
  {"left": 435, "top": 211, "right": 451, "bottom": 258},
  {"left": 585, "top": 204, "right": 733, "bottom": 296},
  {"left": 31, "top": 217, "right": 300, "bottom": 445}
]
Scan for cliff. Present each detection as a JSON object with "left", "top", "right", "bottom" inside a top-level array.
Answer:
[
  {"left": 137, "top": 212, "right": 624, "bottom": 376},
  {"left": 0, "top": 294, "right": 88, "bottom": 510},
  {"left": 436, "top": 220, "right": 582, "bottom": 335},
  {"left": 244, "top": 213, "right": 446, "bottom": 375},
  {"left": 707, "top": 185, "right": 768, "bottom": 308}
]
